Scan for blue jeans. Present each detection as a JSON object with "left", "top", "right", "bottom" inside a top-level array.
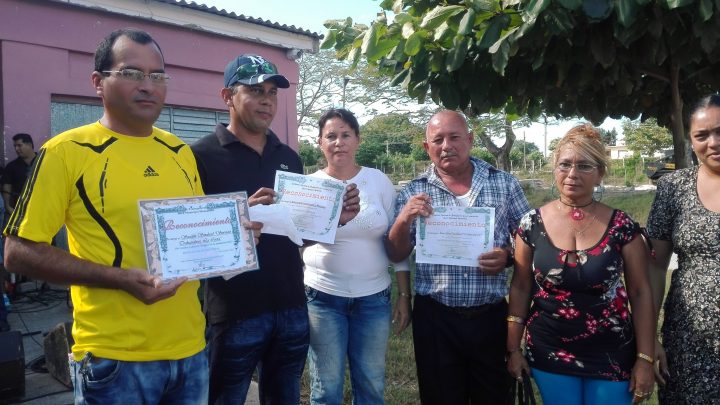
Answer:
[
  {"left": 532, "top": 368, "right": 632, "bottom": 405},
  {"left": 208, "top": 306, "right": 309, "bottom": 405},
  {"left": 306, "top": 286, "right": 391, "bottom": 405},
  {"left": 70, "top": 349, "right": 208, "bottom": 405}
]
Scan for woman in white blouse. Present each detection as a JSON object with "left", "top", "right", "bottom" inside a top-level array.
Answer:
[{"left": 303, "top": 108, "right": 410, "bottom": 405}]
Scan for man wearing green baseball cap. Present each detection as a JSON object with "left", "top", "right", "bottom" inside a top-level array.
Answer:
[{"left": 193, "top": 54, "right": 359, "bottom": 404}]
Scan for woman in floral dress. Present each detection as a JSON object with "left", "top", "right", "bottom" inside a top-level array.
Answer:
[
  {"left": 647, "top": 94, "right": 720, "bottom": 404},
  {"left": 507, "top": 124, "right": 656, "bottom": 405}
]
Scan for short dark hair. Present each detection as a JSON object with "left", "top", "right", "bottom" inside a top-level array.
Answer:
[
  {"left": 94, "top": 28, "right": 164, "bottom": 72},
  {"left": 317, "top": 108, "right": 360, "bottom": 138},
  {"left": 12, "top": 133, "right": 33, "bottom": 148}
]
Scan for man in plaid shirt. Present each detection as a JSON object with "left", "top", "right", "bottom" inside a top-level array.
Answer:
[{"left": 386, "top": 110, "right": 530, "bottom": 404}]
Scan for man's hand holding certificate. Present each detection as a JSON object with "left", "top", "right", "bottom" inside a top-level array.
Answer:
[
  {"left": 273, "top": 170, "right": 347, "bottom": 244},
  {"left": 139, "top": 192, "right": 259, "bottom": 281},
  {"left": 416, "top": 206, "right": 495, "bottom": 267}
]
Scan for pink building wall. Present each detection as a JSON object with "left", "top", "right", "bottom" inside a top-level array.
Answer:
[{"left": 0, "top": 0, "right": 302, "bottom": 162}]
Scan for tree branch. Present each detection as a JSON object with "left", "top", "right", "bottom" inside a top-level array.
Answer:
[{"left": 637, "top": 68, "right": 670, "bottom": 84}]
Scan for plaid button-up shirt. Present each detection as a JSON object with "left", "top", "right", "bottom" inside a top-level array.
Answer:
[{"left": 393, "top": 157, "right": 531, "bottom": 307}]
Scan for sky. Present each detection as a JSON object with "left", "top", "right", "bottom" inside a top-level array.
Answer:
[
  {"left": 199, "top": 0, "right": 384, "bottom": 34},
  {"left": 198, "top": 0, "right": 623, "bottom": 153}
]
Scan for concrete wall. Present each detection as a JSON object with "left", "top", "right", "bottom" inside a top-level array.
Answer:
[{"left": 0, "top": 0, "right": 304, "bottom": 162}]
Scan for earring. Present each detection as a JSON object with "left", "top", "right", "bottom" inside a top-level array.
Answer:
[{"left": 593, "top": 183, "right": 604, "bottom": 202}]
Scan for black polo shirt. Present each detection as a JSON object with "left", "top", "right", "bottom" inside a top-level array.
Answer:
[
  {"left": 192, "top": 123, "right": 305, "bottom": 324},
  {"left": 1, "top": 155, "right": 35, "bottom": 208}
]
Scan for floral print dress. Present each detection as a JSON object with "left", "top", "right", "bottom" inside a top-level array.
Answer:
[
  {"left": 646, "top": 167, "right": 720, "bottom": 404},
  {"left": 517, "top": 209, "right": 640, "bottom": 380}
]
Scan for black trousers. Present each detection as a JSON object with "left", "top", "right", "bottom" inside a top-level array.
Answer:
[{"left": 412, "top": 295, "right": 511, "bottom": 405}]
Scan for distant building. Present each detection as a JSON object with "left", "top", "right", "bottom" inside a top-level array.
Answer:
[
  {"left": 0, "top": 0, "right": 320, "bottom": 162},
  {"left": 606, "top": 145, "right": 634, "bottom": 159}
]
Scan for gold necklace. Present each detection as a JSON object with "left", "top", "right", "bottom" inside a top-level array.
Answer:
[{"left": 571, "top": 213, "right": 597, "bottom": 236}]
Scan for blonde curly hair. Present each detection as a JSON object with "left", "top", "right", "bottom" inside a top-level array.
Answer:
[{"left": 553, "top": 123, "right": 609, "bottom": 176}]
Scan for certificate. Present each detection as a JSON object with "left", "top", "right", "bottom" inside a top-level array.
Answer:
[
  {"left": 416, "top": 206, "right": 495, "bottom": 267},
  {"left": 139, "top": 192, "right": 259, "bottom": 281},
  {"left": 274, "top": 170, "right": 345, "bottom": 244}
]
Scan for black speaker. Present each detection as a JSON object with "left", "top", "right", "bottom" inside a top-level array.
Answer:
[{"left": 0, "top": 330, "right": 25, "bottom": 398}]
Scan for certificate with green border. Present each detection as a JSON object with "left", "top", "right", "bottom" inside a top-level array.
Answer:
[
  {"left": 139, "top": 192, "right": 259, "bottom": 281},
  {"left": 274, "top": 170, "right": 345, "bottom": 244},
  {"left": 416, "top": 206, "right": 495, "bottom": 267}
]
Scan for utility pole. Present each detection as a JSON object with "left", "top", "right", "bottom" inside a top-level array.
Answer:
[
  {"left": 523, "top": 131, "right": 527, "bottom": 171},
  {"left": 543, "top": 115, "right": 548, "bottom": 158},
  {"left": 342, "top": 77, "right": 350, "bottom": 108}
]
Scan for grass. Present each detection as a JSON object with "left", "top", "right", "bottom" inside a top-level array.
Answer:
[{"left": 298, "top": 188, "right": 660, "bottom": 404}]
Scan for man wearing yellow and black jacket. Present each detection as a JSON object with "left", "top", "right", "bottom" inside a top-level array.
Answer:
[{"left": 4, "top": 28, "right": 209, "bottom": 404}]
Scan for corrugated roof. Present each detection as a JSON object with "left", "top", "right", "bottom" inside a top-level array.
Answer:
[{"left": 154, "top": 0, "right": 323, "bottom": 39}]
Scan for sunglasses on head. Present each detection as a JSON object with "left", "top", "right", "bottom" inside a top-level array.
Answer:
[{"left": 233, "top": 61, "right": 279, "bottom": 82}]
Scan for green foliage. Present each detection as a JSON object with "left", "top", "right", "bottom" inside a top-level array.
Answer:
[
  {"left": 622, "top": 118, "right": 673, "bottom": 157},
  {"left": 607, "top": 155, "right": 649, "bottom": 187},
  {"left": 298, "top": 139, "right": 323, "bottom": 167},
  {"left": 508, "top": 140, "right": 543, "bottom": 169},
  {"left": 512, "top": 139, "right": 540, "bottom": 155},
  {"left": 322, "top": 0, "right": 720, "bottom": 169},
  {"left": 471, "top": 147, "right": 496, "bottom": 165},
  {"left": 599, "top": 127, "right": 618, "bottom": 146},
  {"left": 528, "top": 150, "right": 544, "bottom": 162},
  {"left": 411, "top": 144, "right": 428, "bottom": 161},
  {"left": 362, "top": 113, "right": 423, "bottom": 150},
  {"left": 509, "top": 148, "right": 523, "bottom": 165},
  {"left": 547, "top": 137, "right": 560, "bottom": 153},
  {"left": 355, "top": 137, "right": 386, "bottom": 167},
  {"left": 357, "top": 113, "right": 425, "bottom": 167}
]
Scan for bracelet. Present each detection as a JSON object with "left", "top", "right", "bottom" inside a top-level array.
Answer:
[
  {"left": 637, "top": 352, "right": 654, "bottom": 364},
  {"left": 506, "top": 347, "right": 522, "bottom": 355},
  {"left": 398, "top": 292, "right": 412, "bottom": 298},
  {"left": 506, "top": 315, "right": 525, "bottom": 325}
]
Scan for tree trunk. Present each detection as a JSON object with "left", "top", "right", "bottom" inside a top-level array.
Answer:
[
  {"left": 475, "top": 118, "right": 515, "bottom": 172},
  {"left": 669, "top": 64, "right": 690, "bottom": 169}
]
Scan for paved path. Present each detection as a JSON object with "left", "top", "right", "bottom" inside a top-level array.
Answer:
[
  {"left": 2, "top": 284, "right": 73, "bottom": 405},
  {"left": 1, "top": 283, "right": 260, "bottom": 404}
]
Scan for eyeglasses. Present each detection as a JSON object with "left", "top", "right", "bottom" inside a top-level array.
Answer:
[
  {"left": 231, "top": 60, "right": 279, "bottom": 82},
  {"left": 556, "top": 162, "right": 598, "bottom": 173},
  {"left": 102, "top": 69, "right": 170, "bottom": 85}
]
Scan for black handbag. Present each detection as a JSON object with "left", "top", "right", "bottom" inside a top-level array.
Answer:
[{"left": 506, "top": 371, "right": 537, "bottom": 405}]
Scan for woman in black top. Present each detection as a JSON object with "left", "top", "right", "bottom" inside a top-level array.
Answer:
[{"left": 506, "top": 124, "right": 655, "bottom": 404}]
